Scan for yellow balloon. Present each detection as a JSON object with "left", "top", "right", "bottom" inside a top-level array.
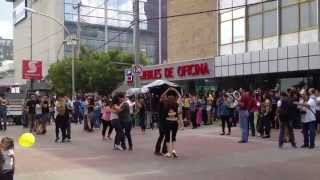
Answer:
[{"left": 19, "top": 133, "right": 35, "bottom": 148}]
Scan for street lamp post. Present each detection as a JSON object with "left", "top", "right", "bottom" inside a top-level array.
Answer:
[{"left": 25, "top": 7, "right": 76, "bottom": 99}]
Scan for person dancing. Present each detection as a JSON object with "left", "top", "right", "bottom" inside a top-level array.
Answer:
[
  {"left": 110, "top": 93, "right": 125, "bottom": 151},
  {"left": 163, "top": 88, "right": 181, "bottom": 158},
  {"left": 101, "top": 100, "right": 113, "bottom": 140}
]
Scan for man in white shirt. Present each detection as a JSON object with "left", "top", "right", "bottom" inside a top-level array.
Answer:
[
  {"left": 127, "top": 96, "right": 135, "bottom": 127},
  {"left": 301, "top": 88, "right": 317, "bottom": 149}
]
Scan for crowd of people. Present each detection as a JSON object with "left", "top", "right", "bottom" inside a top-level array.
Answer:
[
  {"left": 177, "top": 87, "right": 320, "bottom": 148},
  {"left": 0, "top": 84, "right": 320, "bottom": 178}
]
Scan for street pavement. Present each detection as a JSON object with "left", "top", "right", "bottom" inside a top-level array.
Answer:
[{"left": 1, "top": 123, "right": 320, "bottom": 180}]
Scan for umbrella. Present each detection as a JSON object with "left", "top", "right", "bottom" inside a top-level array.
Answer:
[
  {"left": 142, "top": 80, "right": 181, "bottom": 95},
  {"left": 126, "top": 88, "right": 142, "bottom": 97}
]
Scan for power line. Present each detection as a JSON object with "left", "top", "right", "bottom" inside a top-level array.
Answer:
[
  {"left": 15, "top": 28, "right": 64, "bottom": 53},
  {"left": 93, "top": 22, "right": 135, "bottom": 51},
  {"left": 140, "top": 0, "right": 277, "bottom": 22},
  {"left": 15, "top": 0, "right": 277, "bottom": 53}
]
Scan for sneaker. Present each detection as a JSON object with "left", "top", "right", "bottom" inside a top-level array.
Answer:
[
  {"left": 55, "top": 138, "right": 60, "bottom": 143},
  {"left": 164, "top": 153, "right": 172, "bottom": 158},
  {"left": 114, "top": 145, "right": 123, "bottom": 151}
]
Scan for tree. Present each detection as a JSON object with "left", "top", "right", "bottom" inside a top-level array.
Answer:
[{"left": 48, "top": 48, "right": 148, "bottom": 96}]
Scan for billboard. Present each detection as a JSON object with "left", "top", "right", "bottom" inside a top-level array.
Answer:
[
  {"left": 13, "top": 0, "right": 27, "bottom": 25},
  {"left": 22, "top": 60, "right": 42, "bottom": 80}
]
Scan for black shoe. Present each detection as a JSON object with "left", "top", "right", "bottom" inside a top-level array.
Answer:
[
  {"left": 226, "top": 132, "right": 231, "bottom": 135},
  {"left": 220, "top": 132, "right": 225, "bottom": 136},
  {"left": 292, "top": 144, "right": 297, "bottom": 148},
  {"left": 262, "top": 135, "right": 270, "bottom": 139},
  {"left": 129, "top": 146, "right": 133, "bottom": 151},
  {"left": 55, "top": 138, "right": 60, "bottom": 143},
  {"left": 309, "top": 145, "right": 315, "bottom": 149},
  {"left": 238, "top": 140, "right": 247, "bottom": 143},
  {"left": 154, "top": 152, "right": 162, "bottom": 156},
  {"left": 301, "top": 145, "right": 308, "bottom": 148}
]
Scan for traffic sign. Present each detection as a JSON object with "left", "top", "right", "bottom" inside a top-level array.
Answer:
[{"left": 132, "top": 64, "right": 143, "bottom": 76}]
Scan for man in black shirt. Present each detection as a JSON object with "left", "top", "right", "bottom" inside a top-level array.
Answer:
[
  {"left": 41, "top": 96, "right": 50, "bottom": 134},
  {"left": 278, "top": 91, "right": 297, "bottom": 148},
  {"left": 26, "top": 95, "right": 38, "bottom": 132},
  {"left": 154, "top": 95, "right": 168, "bottom": 155}
]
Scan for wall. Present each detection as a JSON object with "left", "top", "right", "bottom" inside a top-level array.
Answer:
[
  {"left": 13, "top": 0, "right": 65, "bottom": 84},
  {"left": 167, "top": 0, "right": 218, "bottom": 63}
]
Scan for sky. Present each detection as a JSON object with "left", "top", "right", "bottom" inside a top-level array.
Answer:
[{"left": 0, "top": 0, "right": 13, "bottom": 39}]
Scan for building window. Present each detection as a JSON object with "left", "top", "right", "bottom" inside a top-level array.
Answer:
[
  {"left": 219, "top": 0, "right": 319, "bottom": 56},
  {"left": 263, "top": 10, "right": 277, "bottom": 37},
  {"left": 300, "top": 0, "right": 317, "bottom": 30},
  {"left": 219, "top": 0, "right": 246, "bottom": 55},
  {"left": 281, "top": 4, "right": 299, "bottom": 34}
]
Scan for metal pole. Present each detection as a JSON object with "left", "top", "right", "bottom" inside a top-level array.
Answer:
[
  {"left": 158, "top": 0, "right": 162, "bottom": 64},
  {"left": 77, "top": 2, "right": 81, "bottom": 59},
  {"left": 30, "top": 0, "right": 34, "bottom": 91},
  {"left": 72, "top": 45, "right": 75, "bottom": 99},
  {"left": 105, "top": 0, "right": 109, "bottom": 51},
  {"left": 133, "top": 0, "right": 140, "bottom": 88}
]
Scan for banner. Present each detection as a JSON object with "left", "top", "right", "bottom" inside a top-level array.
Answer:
[{"left": 22, "top": 60, "right": 42, "bottom": 80}]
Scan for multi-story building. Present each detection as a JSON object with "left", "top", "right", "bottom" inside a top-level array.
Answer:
[
  {"left": 0, "top": 37, "right": 13, "bottom": 61},
  {"left": 11, "top": 0, "right": 163, "bottom": 84},
  {"left": 140, "top": 0, "right": 320, "bottom": 92}
]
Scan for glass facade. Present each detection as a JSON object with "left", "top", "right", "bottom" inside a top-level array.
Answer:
[
  {"left": 219, "top": 0, "right": 318, "bottom": 55},
  {"left": 0, "top": 38, "right": 13, "bottom": 61},
  {"left": 63, "top": 0, "right": 160, "bottom": 64}
]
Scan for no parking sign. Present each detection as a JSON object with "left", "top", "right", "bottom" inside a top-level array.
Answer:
[{"left": 132, "top": 64, "right": 143, "bottom": 76}]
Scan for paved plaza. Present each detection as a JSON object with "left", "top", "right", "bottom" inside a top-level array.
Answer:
[{"left": 1, "top": 124, "right": 320, "bottom": 180}]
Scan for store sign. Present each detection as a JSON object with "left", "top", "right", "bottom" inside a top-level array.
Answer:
[
  {"left": 140, "top": 59, "right": 214, "bottom": 82},
  {"left": 14, "top": 0, "right": 27, "bottom": 25},
  {"left": 22, "top": 60, "right": 42, "bottom": 80}
]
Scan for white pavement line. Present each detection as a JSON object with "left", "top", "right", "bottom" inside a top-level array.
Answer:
[
  {"left": 194, "top": 133, "right": 276, "bottom": 145},
  {"left": 117, "top": 170, "right": 163, "bottom": 178},
  {"left": 15, "top": 146, "right": 78, "bottom": 152},
  {"left": 68, "top": 155, "right": 112, "bottom": 161}
]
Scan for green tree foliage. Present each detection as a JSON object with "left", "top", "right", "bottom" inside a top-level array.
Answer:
[{"left": 48, "top": 48, "right": 148, "bottom": 96}]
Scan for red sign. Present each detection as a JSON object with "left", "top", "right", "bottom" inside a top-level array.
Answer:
[
  {"left": 141, "top": 62, "right": 210, "bottom": 81},
  {"left": 22, "top": 60, "right": 42, "bottom": 80}
]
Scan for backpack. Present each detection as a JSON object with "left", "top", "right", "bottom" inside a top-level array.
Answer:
[{"left": 57, "top": 102, "right": 66, "bottom": 116}]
